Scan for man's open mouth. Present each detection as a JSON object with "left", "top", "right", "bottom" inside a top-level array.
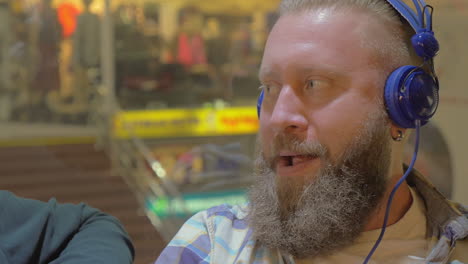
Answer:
[{"left": 279, "top": 154, "right": 318, "bottom": 167}]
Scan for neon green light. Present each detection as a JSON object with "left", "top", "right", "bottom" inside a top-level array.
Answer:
[{"left": 147, "top": 190, "right": 247, "bottom": 218}]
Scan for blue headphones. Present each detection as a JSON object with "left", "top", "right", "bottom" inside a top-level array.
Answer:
[{"left": 257, "top": 0, "right": 440, "bottom": 129}]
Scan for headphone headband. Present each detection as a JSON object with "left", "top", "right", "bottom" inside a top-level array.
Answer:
[
  {"left": 385, "top": 0, "right": 432, "bottom": 33},
  {"left": 386, "top": 0, "right": 439, "bottom": 59}
]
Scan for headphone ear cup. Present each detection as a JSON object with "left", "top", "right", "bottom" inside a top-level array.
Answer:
[
  {"left": 385, "top": 66, "right": 417, "bottom": 128},
  {"left": 257, "top": 90, "right": 264, "bottom": 118},
  {"left": 384, "top": 65, "right": 439, "bottom": 129}
]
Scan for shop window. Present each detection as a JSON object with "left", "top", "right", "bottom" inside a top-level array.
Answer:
[{"left": 114, "top": 0, "right": 280, "bottom": 110}]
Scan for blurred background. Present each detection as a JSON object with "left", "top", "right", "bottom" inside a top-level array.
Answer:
[{"left": 0, "top": 0, "right": 466, "bottom": 263}]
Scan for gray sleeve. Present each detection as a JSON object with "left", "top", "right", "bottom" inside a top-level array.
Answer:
[{"left": 0, "top": 191, "right": 135, "bottom": 264}]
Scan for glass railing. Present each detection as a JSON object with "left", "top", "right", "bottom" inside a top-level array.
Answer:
[{"left": 111, "top": 106, "right": 258, "bottom": 240}]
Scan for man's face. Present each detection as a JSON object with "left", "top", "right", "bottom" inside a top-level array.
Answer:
[
  {"left": 258, "top": 8, "right": 389, "bottom": 179},
  {"left": 249, "top": 8, "right": 394, "bottom": 258}
]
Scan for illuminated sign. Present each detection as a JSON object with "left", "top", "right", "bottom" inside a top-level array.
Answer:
[
  {"left": 146, "top": 189, "right": 247, "bottom": 218},
  {"left": 113, "top": 107, "right": 259, "bottom": 139}
]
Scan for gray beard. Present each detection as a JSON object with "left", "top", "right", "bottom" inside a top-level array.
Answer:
[{"left": 247, "top": 111, "right": 392, "bottom": 259}]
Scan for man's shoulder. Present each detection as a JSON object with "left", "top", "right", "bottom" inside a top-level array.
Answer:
[
  {"left": 178, "top": 203, "right": 250, "bottom": 234},
  {"left": 204, "top": 203, "right": 249, "bottom": 221},
  {"left": 156, "top": 204, "right": 253, "bottom": 264},
  {"left": 187, "top": 203, "right": 250, "bottom": 235}
]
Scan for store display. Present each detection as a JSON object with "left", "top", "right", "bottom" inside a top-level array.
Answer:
[
  {"left": 114, "top": 0, "right": 280, "bottom": 109},
  {"left": 151, "top": 142, "right": 250, "bottom": 185}
]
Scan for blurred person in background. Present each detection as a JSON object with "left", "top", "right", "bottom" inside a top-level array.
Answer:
[
  {"left": 203, "top": 17, "right": 229, "bottom": 98},
  {"left": 227, "top": 21, "right": 260, "bottom": 101},
  {"left": 166, "top": 6, "right": 209, "bottom": 106},
  {"left": 71, "top": 0, "right": 100, "bottom": 104},
  {"left": 173, "top": 7, "right": 207, "bottom": 69},
  {"left": 0, "top": 190, "right": 134, "bottom": 263},
  {"left": 156, "top": 0, "right": 468, "bottom": 263},
  {"left": 56, "top": 1, "right": 79, "bottom": 101},
  {"left": 0, "top": 0, "right": 13, "bottom": 121},
  {"left": 32, "top": 0, "right": 62, "bottom": 115}
]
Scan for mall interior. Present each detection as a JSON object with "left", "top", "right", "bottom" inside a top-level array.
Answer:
[{"left": 0, "top": 0, "right": 467, "bottom": 263}]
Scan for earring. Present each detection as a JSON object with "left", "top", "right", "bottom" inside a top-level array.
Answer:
[{"left": 392, "top": 130, "right": 405, "bottom": 142}]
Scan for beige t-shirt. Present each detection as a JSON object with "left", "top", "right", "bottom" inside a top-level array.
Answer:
[{"left": 296, "top": 188, "right": 428, "bottom": 264}]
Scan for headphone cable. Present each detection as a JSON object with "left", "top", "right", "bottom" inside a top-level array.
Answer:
[{"left": 362, "top": 119, "right": 421, "bottom": 264}]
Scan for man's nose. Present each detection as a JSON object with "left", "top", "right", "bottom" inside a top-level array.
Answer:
[{"left": 269, "top": 86, "right": 308, "bottom": 134}]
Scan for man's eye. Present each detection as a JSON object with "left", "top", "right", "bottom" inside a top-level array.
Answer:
[
  {"left": 260, "top": 84, "right": 275, "bottom": 94},
  {"left": 307, "top": 80, "right": 316, "bottom": 89}
]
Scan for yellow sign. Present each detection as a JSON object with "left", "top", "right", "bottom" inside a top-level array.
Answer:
[{"left": 113, "top": 107, "right": 259, "bottom": 139}]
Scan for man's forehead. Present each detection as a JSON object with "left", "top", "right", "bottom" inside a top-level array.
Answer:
[
  {"left": 260, "top": 7, "right": 393, "bottom": 72},
  {"left": 270, "top": 8, "right": 382, "bottom": 42}
]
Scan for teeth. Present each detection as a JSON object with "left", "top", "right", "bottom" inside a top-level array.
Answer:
[
  {"left": 292, "top": 155, "right": 314, "bottom": 166},
  {"left": 280, "top": 155, "right": 316, "bottom": 167}
]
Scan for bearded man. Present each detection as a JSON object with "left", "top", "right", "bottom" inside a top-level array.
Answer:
[{"left": 155, "top": 0, "right": 468, "bottom": 263}]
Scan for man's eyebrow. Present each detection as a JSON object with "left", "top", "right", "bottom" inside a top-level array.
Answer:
[
  {"left": 295, "top": 67, "right": 343, "bottom": 78},
  {"left": 258, "top": 66, "right": 344, "bottom": 82},
  {"left": 258, "top": 68, "right": 277, "bottom": 81}
]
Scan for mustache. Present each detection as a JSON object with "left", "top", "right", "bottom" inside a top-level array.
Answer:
[{"left": 262, "top": 133, "right": 328, "bottom": 168}]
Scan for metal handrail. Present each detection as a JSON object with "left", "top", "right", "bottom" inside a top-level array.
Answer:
[{"left": 117, "top": 123, "right": 193, "bottom": 239}]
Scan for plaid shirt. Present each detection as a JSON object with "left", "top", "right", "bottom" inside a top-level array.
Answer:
[{"left": 155, "top": 170, "right": 468, "bottom": 264}]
